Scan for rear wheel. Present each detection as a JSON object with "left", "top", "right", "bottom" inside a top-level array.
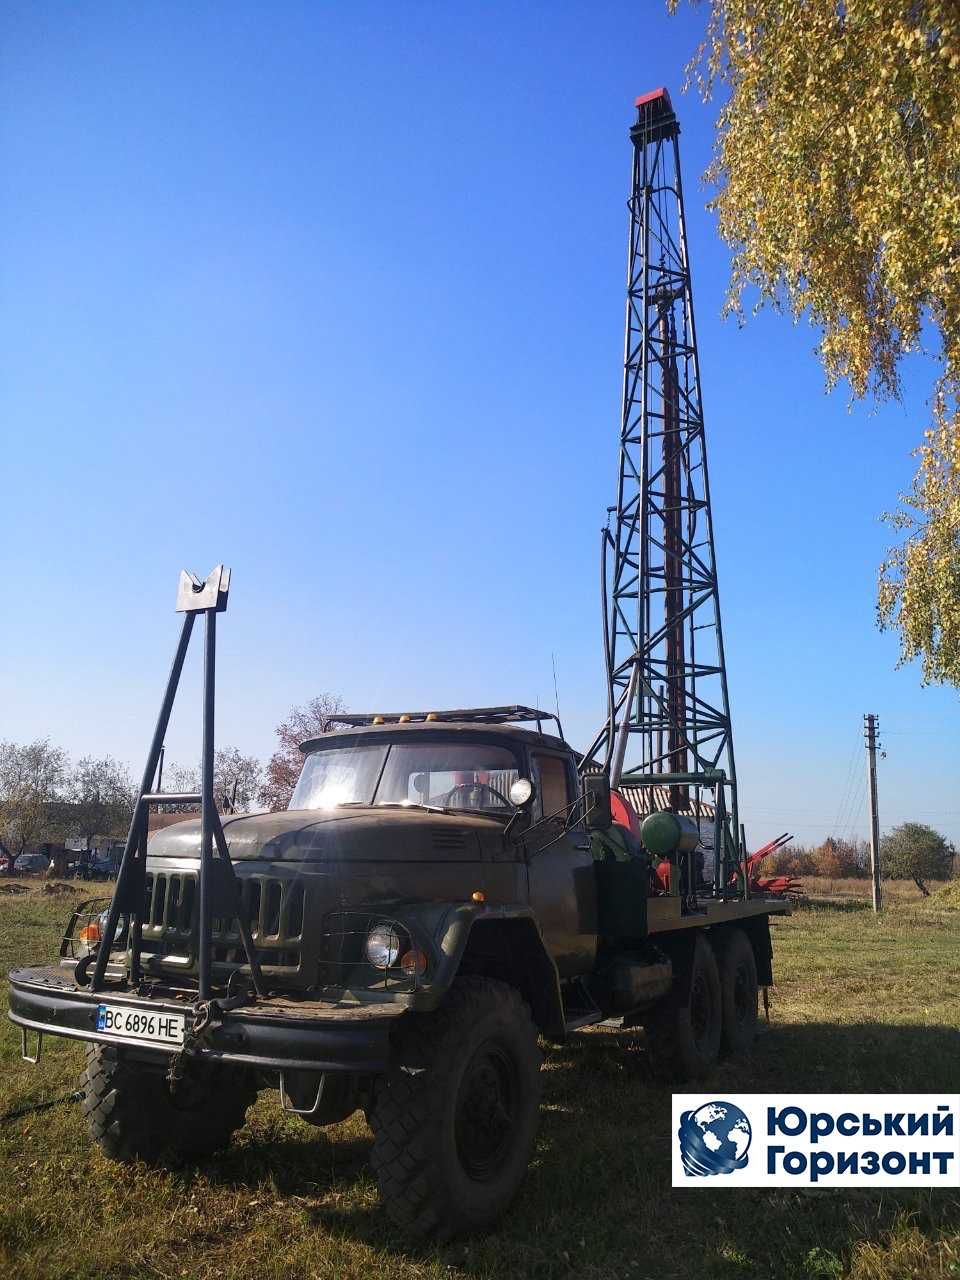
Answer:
[
  {"left": 80, "top": 1045, "right": 256, "bottom": 1163},
  {"left": 717, "top": 928, "right": 758, "bottom": 1056},
  {"left": 369, "top": 977, "right": 543, "bottom": 1239},
  {"left": 646, "top": 934, "right": 722, "bottom": 1079}
]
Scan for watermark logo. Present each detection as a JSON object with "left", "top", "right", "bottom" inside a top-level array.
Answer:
[
  {"left": 672, "top": 1094, "right": 960, "bottom": 1189},
  {"left": 678, "top": 1100, "right": 752, "bottom": 1176}
]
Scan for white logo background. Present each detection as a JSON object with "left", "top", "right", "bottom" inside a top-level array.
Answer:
[{"left": 672, "top": 1093, "right": 960, "bottom": 1188}]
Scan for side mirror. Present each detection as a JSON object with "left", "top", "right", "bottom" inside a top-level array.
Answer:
[
  {"left": 583, "top": 773, "right": 612, "bottom": 830},
  {"left": 412, "top": 773, "right": 428, "bottom": 796},
  {"left": 508, "top": 777, "right": 536, "bottom": 808}
]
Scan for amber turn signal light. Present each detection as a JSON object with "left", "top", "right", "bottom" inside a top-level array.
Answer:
[
  {"left": 400, "top": 949, "right": 427, "bottom": 977},
  {"left": 78, "top": 923, "right": 101, "bottom": 944}
]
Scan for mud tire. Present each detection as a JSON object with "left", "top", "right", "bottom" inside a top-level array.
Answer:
[
  {"left": 369, "top": 977, "right": 542, "bottom": 1239},
  {"left": 80, "top": 1044, "right": 255, "bottom": 1163},
  {"left": 717, "top": 927, "right": 759, "bottom": 1057},
  {"left": 645, "top": 933, "right": 722, "bottom": 1080}
]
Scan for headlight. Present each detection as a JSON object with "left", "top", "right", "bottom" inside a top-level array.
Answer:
[
  {"left": 91, "top": 909, "right": 127, "bottom": 947},
  {"left": 365, "top": 924, "right": 401, "bottom": 969}
]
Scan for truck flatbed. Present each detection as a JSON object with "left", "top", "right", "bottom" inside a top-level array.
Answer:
[{"left": 647, "top": 894, "right": 791, "bottom": 933}]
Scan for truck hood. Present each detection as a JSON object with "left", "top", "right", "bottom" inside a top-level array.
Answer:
[{"left": 147, "top": 806, "right": 507, "bottom": 863}]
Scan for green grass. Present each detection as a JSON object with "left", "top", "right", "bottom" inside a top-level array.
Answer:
[{"left": 1, "top": 885, "right": 958, "bottom": 1280}]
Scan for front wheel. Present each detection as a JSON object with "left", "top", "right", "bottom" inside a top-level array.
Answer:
[
  {"left": 369, "top": 977, "right": 543, "bottom": 1239},
  {"left": 80, "top": 1045, "right": 256, "bottom": 1163}
]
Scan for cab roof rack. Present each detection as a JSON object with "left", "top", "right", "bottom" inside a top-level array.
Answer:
[{"left": 323, "top": 705, "right": 563, "bottom": 733}]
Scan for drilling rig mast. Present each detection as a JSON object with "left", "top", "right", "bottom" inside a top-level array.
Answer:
[{"left": 585, "top": 89, "right": 742, "bottom": 892}]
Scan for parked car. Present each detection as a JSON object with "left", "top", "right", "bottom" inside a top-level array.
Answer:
[
  {"left": 14, "top": 853, "right": 50, "bottom": 875},
  {"left": 89, "top": 853, "right": 121, "bottom": 880}
]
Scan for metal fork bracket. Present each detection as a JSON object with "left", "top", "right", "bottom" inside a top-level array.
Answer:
[
  {"left": 20, "top": 1027, "right": 43, "bottom": 1064},
  {"left": 89, "top": 566, "right": 264, "bottom": 998},
  {"left": 279, "top": 1072, "right": 326, "bottom": 1117}
]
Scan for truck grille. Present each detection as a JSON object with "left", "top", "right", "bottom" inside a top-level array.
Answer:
[{"left": 141, "top": 871, "right": 304, "bottom": 971}]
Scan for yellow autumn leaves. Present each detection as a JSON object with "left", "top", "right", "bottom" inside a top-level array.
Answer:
[{"left": 671, "top": 0, "right": 960, "bottom": 681}]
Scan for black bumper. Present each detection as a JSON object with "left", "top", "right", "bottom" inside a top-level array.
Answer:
[{"left": 8, "top": 966, "right": 400, "bottom": 1073}]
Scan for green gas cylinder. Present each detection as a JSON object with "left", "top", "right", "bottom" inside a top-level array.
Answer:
[{"left": 639, "top": 810, "right": 700, "bottom": 857}]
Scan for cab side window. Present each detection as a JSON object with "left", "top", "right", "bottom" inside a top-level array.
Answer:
[{"left": 532, "top": 754, "right": 571, "bottom": 821}]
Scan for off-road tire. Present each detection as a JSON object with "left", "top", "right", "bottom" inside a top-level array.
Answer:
[
  {"left": 716, "top": 927, "right": 758, "bottom": 1057},
  {"left": 80, "top": 1045, "right": 256, "bottom": 1163},
  {"left": 369, "top": 977, "right": 543, "bottom": 1239},
  {"left": 645, "top": 933, "right": 722, "bottom": 1080}
]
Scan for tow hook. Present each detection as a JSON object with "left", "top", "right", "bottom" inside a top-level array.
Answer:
[{"left": 165, "top": 991, "right": 254, "bottom": 1092}]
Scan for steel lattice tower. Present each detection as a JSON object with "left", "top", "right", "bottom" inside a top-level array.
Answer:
[{"left": 586, "top": 89, "right": 739, "bottom": 856}]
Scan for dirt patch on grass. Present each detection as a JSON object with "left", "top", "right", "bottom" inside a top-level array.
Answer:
[
  {"left": 40, "top": 882, "right": 82, "bottom": 896},
  {"left": 0, "top": 882, "right": 30, "bottom": 895}
]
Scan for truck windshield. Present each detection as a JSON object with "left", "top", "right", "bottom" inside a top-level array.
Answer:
[{"left": 289, "top": 741, "right": 521, "bottom": 813}]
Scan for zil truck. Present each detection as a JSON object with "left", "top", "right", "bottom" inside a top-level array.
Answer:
[
  {"left": 9, "top": 704, "right": 788, "bottom": 1238},
  {"left": 7, "top": 89, "right": 792, "bottom": 1239}
]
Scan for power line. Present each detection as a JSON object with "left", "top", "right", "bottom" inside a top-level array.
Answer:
[
  {"left": 834, "top": 751, "right": 867, "bottom": 840},
  {"left": 830, "top": 734, "right": 862, "bottom": 834}
]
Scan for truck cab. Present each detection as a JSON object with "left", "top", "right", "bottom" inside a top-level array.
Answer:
[{"left": 130, "top": 708, "right": 597, "bottom": 1009}]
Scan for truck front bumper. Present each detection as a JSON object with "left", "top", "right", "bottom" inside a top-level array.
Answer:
[{"left": 8, "top": 966, "right": 401, "bottom": 1073}]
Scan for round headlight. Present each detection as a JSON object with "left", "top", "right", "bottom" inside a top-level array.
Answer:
[
  {"left": 365, "top": 925, "right": 401, "bottom": 970},
  {"left": 94, "top": 909, "right": 127, "bottom": 946},
  {"left": 509, "top": 777, "right": 535, "bottom": 807}
]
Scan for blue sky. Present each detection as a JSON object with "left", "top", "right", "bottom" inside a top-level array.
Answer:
[{"left": 2, "top": 1, "right": 957, "bottom": 850}]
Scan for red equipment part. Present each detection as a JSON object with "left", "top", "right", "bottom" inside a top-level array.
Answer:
[
  {"left": 610, "top": 788, "right": 641, "bottom": 835},
  {"left": 738, "top": 833, "right": 800, "bottom": 897}
]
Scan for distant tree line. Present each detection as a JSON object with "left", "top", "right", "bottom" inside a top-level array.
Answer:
[
  {"left": 0, "top": 692, "right": 345, "bottom": 873},
  {"left": 762, "top": 826, "right": 956, "bottom": 895}
]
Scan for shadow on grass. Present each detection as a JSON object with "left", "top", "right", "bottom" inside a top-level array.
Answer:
[
  {"left": 189, "top": 1021, "right": 960, "bottom": 1278},
  {"left": 181, "top": 1131, "right": 373, "bottom": 1197}
]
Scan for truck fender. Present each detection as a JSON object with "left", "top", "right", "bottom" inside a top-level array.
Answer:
[
  {"left": 737, "top": 914, "right": 774, "bottom": 987},
  {"left": 432, "top": 905, "right": 565, "bottom": 1038}
]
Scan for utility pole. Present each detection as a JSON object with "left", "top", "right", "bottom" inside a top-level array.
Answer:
[{"left": 864, "top": 714, "right": 882, "bottom": 912}]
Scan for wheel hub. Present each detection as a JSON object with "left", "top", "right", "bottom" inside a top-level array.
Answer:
[{"left": 454, "top": 1040, "right": 518, "bottom": 1181}]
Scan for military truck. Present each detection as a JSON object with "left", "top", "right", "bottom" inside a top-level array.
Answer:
[
  {"left": 9, "top": 704, "right": 788, "bottom": 1238},
  {"left": 9, "top": 89, "right": 794, "bottom": 1238}
]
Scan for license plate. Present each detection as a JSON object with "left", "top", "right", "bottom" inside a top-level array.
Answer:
[{"left": 96, "top": 1003, "right": 185, "bottom": 1046}]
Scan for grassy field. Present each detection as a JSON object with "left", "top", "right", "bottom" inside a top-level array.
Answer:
[
  {"left": 0, "top": 882, "right": 958, "bottom": 1280},
  {"left": 801, "top": 878, "right": 952, "bottom": 905}
]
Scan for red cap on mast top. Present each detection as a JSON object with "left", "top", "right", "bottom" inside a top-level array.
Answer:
[{"left": 634, "top": 87, "right": 672, "bottom": 110}]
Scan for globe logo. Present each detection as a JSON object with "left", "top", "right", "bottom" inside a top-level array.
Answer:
[{"left": 678, "top": 1101, "right": 752, "bottom": 1176}]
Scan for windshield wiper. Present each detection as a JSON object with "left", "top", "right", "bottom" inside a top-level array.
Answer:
[{"left": 374, "top": 800, "right": 448, "bottom": 814}]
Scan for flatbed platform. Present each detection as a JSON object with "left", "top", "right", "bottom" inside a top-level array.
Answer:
[{"left": 647, "top": 893, "right": 791, "bottom": 934}]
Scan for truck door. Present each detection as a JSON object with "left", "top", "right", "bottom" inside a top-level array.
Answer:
[{"left": 523, "top": 752, "right": 598, "bottom": 977}]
